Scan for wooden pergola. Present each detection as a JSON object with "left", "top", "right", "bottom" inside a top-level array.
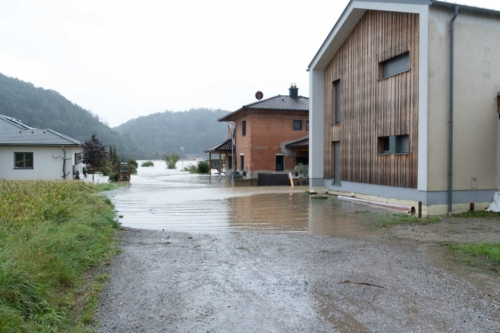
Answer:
[{"left": 204, "top": 138, "right": 233, "bottom": 176}]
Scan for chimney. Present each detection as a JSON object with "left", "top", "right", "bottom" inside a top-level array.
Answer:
[{"left": 289, "top": 83, "right": 298, "bottom": 98}]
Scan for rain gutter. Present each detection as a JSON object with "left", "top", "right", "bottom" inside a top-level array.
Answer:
[{"left": 448, "top": 6, "right": 459, "bottom": 215}]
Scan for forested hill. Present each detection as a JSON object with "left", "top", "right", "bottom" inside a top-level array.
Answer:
[
  {"left": 113, "top": 109, "right": 231, "bottom": 158},
  {"left": 0, "top": 73, "right": 151, "bottom": 159}
]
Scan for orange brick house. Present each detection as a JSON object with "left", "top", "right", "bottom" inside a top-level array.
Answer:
[{"left": 206, "top": 85, "right": 309, "bottom": 179}]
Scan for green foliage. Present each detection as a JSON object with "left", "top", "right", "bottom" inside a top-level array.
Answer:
[
  {"left": 183, "top": 164, "right": 198, "bottom": 173},
  {"left": 164, "top": 153, "right": 180, "bottom": 169},
  {"left": 453, "top": 211, "right": 500, "bottom": 218},
  {"left": 82, "top": 133, "right": 108, "bottom": 175},
  {"left": 113, "top": 108, "right": 230, "bottom": 158},
  {"left": 0, "top": 72, "right": 152, "bottom": 159},
  {"left": 374, "top": 213, "right": 441, "bottom": 227},
  {"left": 447, "top": 243, "right": 500, "bottom": 264},
  {"left": 0, "top": 180, "right": 120, "bottom": 332},
  {"left": 108, "top": 172, "right": 118, "bottom": 182},
  {"left": 129, "top": 159, "right": 138, "bottom": 174},
  {"left": 197, "top": 161, "right": 210, "bottom": 174},
  {"left": 141, "top": 161, "right": 154, "bottom": 167}
]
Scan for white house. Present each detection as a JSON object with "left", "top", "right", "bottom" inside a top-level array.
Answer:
[
  {"left": 0, "top": 115, "right": 83, "bottom": 180},
  {"left": 308, "top": 0, "right": 500, "bottom": 215}
]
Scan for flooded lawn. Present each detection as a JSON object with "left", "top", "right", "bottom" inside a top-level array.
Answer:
[{"left": 104, "top": 161, "right": 386, "bottom": 235}]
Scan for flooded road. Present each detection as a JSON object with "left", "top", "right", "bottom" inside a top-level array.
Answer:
[
  {"left": 105, "top": 161, "right": 386, "bottom": 235},
  {"left": 97, "top": 161, "right": 500, "bottom": 333}
]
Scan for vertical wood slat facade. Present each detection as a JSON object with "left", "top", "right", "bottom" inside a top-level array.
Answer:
[{"left": 323, "top": 11, "right": 419, "bottom": 188}]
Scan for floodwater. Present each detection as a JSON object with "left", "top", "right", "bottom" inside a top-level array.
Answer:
[{"left": 103, "top": 160, "right": 387, "bottom": 235}]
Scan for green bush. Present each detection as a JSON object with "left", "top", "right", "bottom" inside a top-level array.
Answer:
[
  {"left": 0, "top": 180, "right": 120, "bottom": 332},
  {"left": 164, "top": 153, "right": 179, "bottom": 169},
  {"left": 108, "top": 171, "right": 118, "bottom": 182},
  {"left": 183, "top": 164, "right": 198, "bottom": 173},
  {"left": 197, "top": 161, "right": 210, "bottom": 174},
  {"left": 141, "top": 160, "right": 154, "bottom": 167}
]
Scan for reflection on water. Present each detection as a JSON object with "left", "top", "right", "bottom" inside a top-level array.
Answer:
[{"left": 105, "top": 160, "right": 385, "bottom": 235}]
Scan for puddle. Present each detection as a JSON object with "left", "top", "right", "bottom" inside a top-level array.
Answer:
[{"left": 103, "top": 160, "right": 388, "bottom": 235}]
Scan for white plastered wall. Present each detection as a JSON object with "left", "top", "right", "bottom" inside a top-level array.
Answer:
[
  {"left": 427, "top": 8, "right": 500, "bottom": 192},
  {"left": 0, "top": 146, "right": 82, "bottom": 180}
]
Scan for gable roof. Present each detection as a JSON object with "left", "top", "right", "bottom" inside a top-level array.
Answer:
[
  {"left": 285, "top": 136, "right": 309, "bottom": 149},
  {"left": 308, "top": 0, "right": 500, "bottom": 71},
  {"left": 0, "top": 115, "right": 82, "bottom": 146},
  {"left": 218, "top": 95, "right": 309, "bottom": 122},
  {"left": 204, "top": 138, "right": 233, "bottom": 153}
]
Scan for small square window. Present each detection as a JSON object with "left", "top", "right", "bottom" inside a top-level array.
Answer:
[
  {"left": 15, "top": 152, "right": 33, "bottom": 169},
  {"left": 396, "top": 135, "right": 409, "bottom": 153},
  {"left": 293, "top": 120, "right": 302, "bottom": 131}
]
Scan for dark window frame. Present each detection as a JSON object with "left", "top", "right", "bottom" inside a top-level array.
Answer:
[
  {"left": 14, "top": 152, "right": 34, "bottom": 169},
  {"left": 242, "top": 120, "right": 246, "bottom": 136},
  {"left": 276, "top": 154, "right": 284, "bottom": 171},
  {"left": 334, "top": 80, "right": 341, "bottom": 124},
  {"left": 380, "top": 52, "right": 410, "bottom": 79},
  {"left": 378, "top": 135, "right": 410, "bottom": 155},
  {"left": 293, "top": 120, "right": 302, "bottom": 131},
  {"left": 306, "top": 120, "right": 309, "bottom": 131}
]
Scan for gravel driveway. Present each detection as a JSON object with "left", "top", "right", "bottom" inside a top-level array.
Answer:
[{"left": 97, "top": 226, "right": 500, "bottom": 332}]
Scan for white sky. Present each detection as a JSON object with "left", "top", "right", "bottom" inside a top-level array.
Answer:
[{"left": 0, "top": 0, "right": 498, "bottom": 127}]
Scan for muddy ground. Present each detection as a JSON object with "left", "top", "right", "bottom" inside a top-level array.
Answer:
[{"left": 97, "top": 217, "right": 500, "bottom": 333}]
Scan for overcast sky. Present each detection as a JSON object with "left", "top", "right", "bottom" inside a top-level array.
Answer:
[{"left": 0, "top": 0, "right": 498, "bottom": 127}]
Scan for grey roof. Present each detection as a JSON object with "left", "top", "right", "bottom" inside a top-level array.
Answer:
[
  {"left": 219, "top": 95, "right": 309, "bottom": 121},
  {"left": 285, "top": 136, "right": 309, "bottom": 149},
  {"left": 308, "top": 0, "right": 500, "bottom": 70},
  {"left": 204, "top": 138, "right": 233, "bottom": 153},
  {"left": 0, "top": 115, "right": 82, "bottom": 146}
]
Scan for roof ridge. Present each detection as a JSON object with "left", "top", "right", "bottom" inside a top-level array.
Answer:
[{"left": 46, "top": 129, "right": 81, "bottom": 145}]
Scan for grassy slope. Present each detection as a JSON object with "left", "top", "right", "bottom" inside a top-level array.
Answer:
[{"left": 0, "top": 181, "right": 120, "bottom": 332}]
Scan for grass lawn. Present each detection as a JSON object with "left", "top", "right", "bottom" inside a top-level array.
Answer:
[{"left": 0, "top": 180, "right": 120, "bottom": 332}]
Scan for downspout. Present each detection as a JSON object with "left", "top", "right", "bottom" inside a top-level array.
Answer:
[{"left": 448, "top": 6, "right": 459, "bottom": 215}]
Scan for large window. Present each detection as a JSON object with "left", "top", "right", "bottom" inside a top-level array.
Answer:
[
  {"left": 15, "top": 152, "right": 33, "bottom": 169},
  {"left": 242, "top": 120, "right": 246, "bottom": 136},
  {"left": 378, "top": 135, "right": 409, "bottom": 154},
  {"left": 380, "top": 52, "right": 410, "bottom": 79},
  {"left": 293, "top": 120, "right": 302, "bottom": 131}
]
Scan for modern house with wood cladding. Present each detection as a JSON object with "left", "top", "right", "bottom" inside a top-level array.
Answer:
[
  {"left": 205, "top": 85, "right": 309, "bottom": 179},
  {"left": 308, "top": 0, "right": 500, "bottom": 215}
]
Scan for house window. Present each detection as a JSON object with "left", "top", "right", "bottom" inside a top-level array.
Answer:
[
  {"left": 395, "top": 135, "right": 409, "bottom": 153},
  {"left": 242, "top": 120, "right": 246, "bottom": 136},
  {"left": 293, "top": 120, "right": 302, "bottom": 130},
  {"left": 380, "top": 52, "right": 410, "bottom": 79},
  {"left": 333, "top": 142, "right": 341, "bottom": 185},
  {"left": 378, "top": 135, "right": 409, "bottom": 154},
  {"left": 15, "top": 152, "right": 33, "bottom": 169},
  {"left": 240, "top": 154, "right": 244, "bottom": 170},
  {"left": 332, "top": 80, "right": 341, "bottom": 124},
  {"left": 306, "top": 120, "right": 309, "bottom": 131},
  {"left": 276, "top": 154, "right": 284, "bottom": 171}
]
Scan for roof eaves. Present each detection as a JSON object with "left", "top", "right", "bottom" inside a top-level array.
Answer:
[
  {"left": 46, "top": 129, "right": 82, "bottom": 145},
  {"left": 431, "top": 0, "right": 500, "bottom": 16},
  {"left": 308, "top": 0, "right": 433, "bottom": 71}
]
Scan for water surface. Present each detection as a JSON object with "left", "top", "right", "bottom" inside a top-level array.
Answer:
[{"left": 104, "top": 161, "right": 386, "bottom": 235}]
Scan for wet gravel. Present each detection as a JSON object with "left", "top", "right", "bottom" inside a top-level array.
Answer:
[{"left": 97, "top": 228, "right": 500, "bottom": 332}]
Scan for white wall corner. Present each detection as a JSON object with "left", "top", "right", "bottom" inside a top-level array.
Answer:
[
  {"left": 309, "top": 69, "right": 325, "bottom": 183},
  {"left": 418, "top": 6, "right": 429, "bottom": 192}
]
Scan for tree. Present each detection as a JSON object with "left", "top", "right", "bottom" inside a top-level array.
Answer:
[
  {"left": 82, "top": 133, "right": 108, "bottom": 181},
  {"left": 164, "top": 152, "right": 179, "bottom": 169}
]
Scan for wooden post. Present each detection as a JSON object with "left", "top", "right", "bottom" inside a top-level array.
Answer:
[
  {"left": 209, "top": 152, "right": 212, "bottom": 177},
  {"left": 289, "top": 172, "right": 294, "bottom": 187}
]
